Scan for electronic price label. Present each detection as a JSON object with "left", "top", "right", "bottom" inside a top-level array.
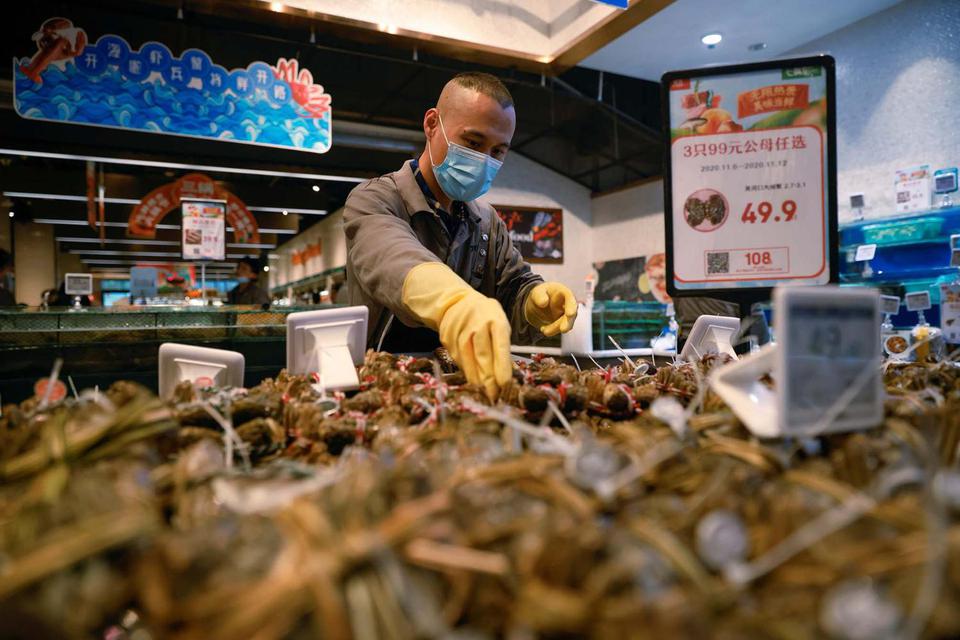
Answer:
[
  {"left": 64, "top": 273, "right": 93, "bottom": 296},
  {"left": 905, "top": 290, "right": 932, "bottom": 313},
  {"left": 879, "top": 295, "right": 901, "bottom": 316},
  {"left": 709, "top": 286, "right": 882, "bottom": 438}
]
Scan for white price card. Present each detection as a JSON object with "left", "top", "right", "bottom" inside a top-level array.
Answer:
[
  {"left": 775, "top": 286, "right": 882, "bottom": 435},
  {"left": 905, "top": 290, "right": 932, "bottom": 312},
  {"left": 895, "top": 165, "right": 932, "bottom": 214},
  {"left": 854, "top": 244, "right": 877, "bottom": 262},
  {"left": 181, "top": 199, "right": 226, "bottom": 261},
  {"left": 941, "top": 284, "right": 960, "bottom": 343},
  {"left": 951, "top": 249, "right": 960, "bottom": 269},
  {"left": 663, "top": 56, "right": 835, "bottom": 294}
]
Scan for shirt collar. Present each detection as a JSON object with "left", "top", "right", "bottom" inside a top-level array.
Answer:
[{"left": 395, "top": 160, "right": 482, "bottom": 224}]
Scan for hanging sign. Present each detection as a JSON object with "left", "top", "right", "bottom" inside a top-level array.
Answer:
[
  {"left": 494, "top": 206, "right": 564, "bottom": 264},
  {"left": 181, "top": 199, "right": 226, "bottom": 261},
  {"left": 128, "top": 173, "right": 259, "bottom": 244},
  {"left": 14, "top": 17, "right": 332, "bottom": 153},
  {"left": 662, "top": 56, "right": 837, "bottom": 296}
]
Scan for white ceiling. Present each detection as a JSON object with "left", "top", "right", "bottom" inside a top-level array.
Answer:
[{"left": 581, "top": 0, "right": 905, "bottom": 81}]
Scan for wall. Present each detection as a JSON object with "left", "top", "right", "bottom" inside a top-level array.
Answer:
[
  {"left": 788, "top": 0, "right": 960, "bottom": 221},
  {"left": 13, "top": 222, "right": 56, "bottom": 306},
  {"left": 486, "top": 153, "right": 594, "bottom": 298},
  {"left": 590, "top": 179, "right": 666, "bottom": 263},
  {"left": 270, "top": 210, "right": 346, "bottom": 291}
]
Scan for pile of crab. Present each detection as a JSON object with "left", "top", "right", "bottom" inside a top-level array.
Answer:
[{"left": 1, "top": 349, "right": 959, "bottom": 639}]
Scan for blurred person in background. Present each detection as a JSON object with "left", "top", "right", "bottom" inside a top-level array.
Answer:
[{"left": 227, "top": 256, "right": 271, "bottom": 307}]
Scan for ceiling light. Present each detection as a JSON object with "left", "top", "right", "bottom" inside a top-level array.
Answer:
[
  {"left": 7, "top": 211, "right": 13, "bottom": 218},
  {"left": 263, "top": 265, "right": 270, "bottom": 272},
  {"left": 270, "top": 2, "right": 283, "bottom": 11},
  {"left": 282, "top": 210, "right": 289, "bottom": 216},
  {"left": 312, "top": 185, "right": 320, "bottom": 192},
  {"left": 701, "top": 33, "right": 723, "bottom": 47}
]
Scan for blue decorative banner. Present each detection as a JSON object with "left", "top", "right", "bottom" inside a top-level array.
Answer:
[{"left": 13, "top": 17, "right": 332, "bottom": 153}]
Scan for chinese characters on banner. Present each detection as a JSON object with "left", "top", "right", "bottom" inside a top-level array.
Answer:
[
  {"left": 14, "top": 18, "right": 332, "bottom": 153},
  {"left": 181, "top": 200, "right": 225, "bottom": 261},
  {"left": 665, "top": 61, "right": 832, "bottom": 292},
  {"left": 494, "top": 206, "right": 563, "bottom": 264}
]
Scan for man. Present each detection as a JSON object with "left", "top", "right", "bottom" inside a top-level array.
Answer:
[
  {"left": 227, "top": 256, "right": 271, "bottom": 307},
  {"left": 344, "top": 72, "right": 578, "bottom": 400},
  {"left": 0, "top": 249, "right": 15, "bottom": 307}
]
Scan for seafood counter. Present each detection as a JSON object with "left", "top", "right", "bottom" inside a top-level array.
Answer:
[{"left": 1, "top": 349, "right": 960, "bottom": 639}]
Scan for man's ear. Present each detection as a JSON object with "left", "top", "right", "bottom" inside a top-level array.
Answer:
[{"left": 423, "top": 108, "right": 438, "bottom": 138}]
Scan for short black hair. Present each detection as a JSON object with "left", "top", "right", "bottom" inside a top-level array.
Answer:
[
  {"left": 451, "top": 72, "right": 514, "bottom": 109},
  {"left": 0, "top": 248, "right": 11, "bottom": 271},
  {"left": 239, "top": 256, "right": 261, "bottom": 274}
]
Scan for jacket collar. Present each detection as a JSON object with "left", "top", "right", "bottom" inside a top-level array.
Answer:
[{"left": 393, "top": 160, "right": 483, "bottom": 225}]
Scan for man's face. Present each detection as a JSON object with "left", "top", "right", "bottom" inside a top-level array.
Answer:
[
  {"left": 236, "top": 261, "right": 255, "bottom": 280},
  {"left": 426, "top": 90, "right": 516, "bottom": 165}
]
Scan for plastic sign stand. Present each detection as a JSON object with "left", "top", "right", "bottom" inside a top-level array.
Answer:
[
  {"left": 561, "top": 302, "right": 593, "bottom": 353},
  {"left": 286, "top": 306, "right": 368, "bottom": 391},
  {"left": 709, "top": 286, "right": 882, "bottom": 438},
  {"left": 158, "top": 343, "right": 245, "bottom": 399},
  {"left": 679, "top": 315, "right": 741, "bottom": 362}
]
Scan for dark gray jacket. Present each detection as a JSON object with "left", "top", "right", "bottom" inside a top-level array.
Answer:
[{"left": 344, "top": 160, "right": 542, "bottom": 350}]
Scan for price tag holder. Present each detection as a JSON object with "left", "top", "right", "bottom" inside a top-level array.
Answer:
[
  {"left": 905, "top": 290, "right": 932, "bottom": 313},
  {"left": 854, "top": 244, "right": 877, "bottom": 262},
  {"left": 880, "top": 295, "right": 901, "bottom": 316},
  {"left": 64, "top": 273, "right": 93, "bottom": 296},
  {"left": 941, "top": 283, "right": 960, "bottom": 343},
  {"left": 951, "top": 249, "right": 960, "bottom": 269},
  {"left": 710, "top": 286, "right": 882, "bottom": 438}
]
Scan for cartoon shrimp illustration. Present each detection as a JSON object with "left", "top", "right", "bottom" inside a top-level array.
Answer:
[{"left": 19, "top": 17, "right": 87, "bottom": 84}]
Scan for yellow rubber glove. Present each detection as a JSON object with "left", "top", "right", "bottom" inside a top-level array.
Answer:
[
  {"left": 402, "top": 262, "right": 513, "bottom": 401},
  {"left": 524, "top": 282, "right": 578, "bottom": 337}
]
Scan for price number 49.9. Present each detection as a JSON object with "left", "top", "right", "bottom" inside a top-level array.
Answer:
[{"left": 741, "top": 200, "right": 797, "bottom": 224}]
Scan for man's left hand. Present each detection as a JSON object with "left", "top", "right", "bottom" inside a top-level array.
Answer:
[{"left": 525, "top": 282, "right": 578, "bottom": 337}]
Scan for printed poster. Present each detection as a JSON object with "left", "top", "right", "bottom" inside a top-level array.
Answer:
[
  {"left": 895, "top": 165, "right": 932, "bottom": 214},
  {"left": 593, "top": 253, "right": 671, "bottom": 303},
  {"left": 941, "top": 283, "right": 960, "bottom": 343},
  {"left": 181, "top": 199, "right": 225, "bottom": 261},
  {"left": 666, "top": 60, "right": 832, "bottom": 292},
  {"left": 494, "top": 206, "right": 563, "bottom": 264}
]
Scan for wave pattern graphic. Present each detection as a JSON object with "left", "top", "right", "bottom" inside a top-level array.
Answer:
[{"left": 13, "top": 60, "right": 331, "bottom": 153}]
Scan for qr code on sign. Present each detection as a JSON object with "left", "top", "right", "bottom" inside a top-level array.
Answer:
[{"left": 707, "top": 251, "right": 730, "bottom": 274}]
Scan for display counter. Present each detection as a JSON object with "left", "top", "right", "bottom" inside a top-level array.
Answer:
[{"left": 0, "top": 306, "right": 338, "bottom": 402}]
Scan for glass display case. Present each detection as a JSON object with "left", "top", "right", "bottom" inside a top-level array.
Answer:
[
  {"left": 0, "top": 306, "right": 337, "bottom": 403},
  {"left": 591, "top": 301, "right": 669, "bottom": 350},
  {"left": 838, "top": 205, "right": 960, "bottom": 327}
]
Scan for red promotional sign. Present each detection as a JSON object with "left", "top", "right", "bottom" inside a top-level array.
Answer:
[
  {"left": 737, "top": 84, "right": 809, "bottom": 119},
  {"left": 128, "top": 173, "right": 260, "bottom": 244}
]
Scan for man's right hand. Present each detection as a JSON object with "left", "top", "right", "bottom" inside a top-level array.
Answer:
[{"left": 402, "top": 262, "right": 512, "bottom": 401}]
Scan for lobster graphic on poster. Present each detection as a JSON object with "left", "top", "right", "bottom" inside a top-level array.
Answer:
[{"left": 494, "top": 206, "right": 563, "bottom": 264}]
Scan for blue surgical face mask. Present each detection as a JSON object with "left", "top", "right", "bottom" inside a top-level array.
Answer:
[
  {"left": 428, "top": 112, "right": 503, "bottom": 202},
  {"left": 236, "top": 276, "right": 250, "bottom": 284}
]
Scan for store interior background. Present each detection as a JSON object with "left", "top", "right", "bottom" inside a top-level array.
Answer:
[
  {"left": 270, "top": 0, "right": 960, "bottom": 301},
  {"left": 0, "top": 0, "right": 958, "bottom": 305}
]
